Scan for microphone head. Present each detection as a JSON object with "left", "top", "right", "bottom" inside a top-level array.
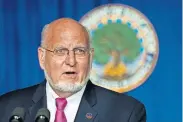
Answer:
[
  {"left": 35, "top": 108, "right": 50, "bottom": 122},
  {"left": 10, "top": 107, "right": 25, "bottom": 121}
]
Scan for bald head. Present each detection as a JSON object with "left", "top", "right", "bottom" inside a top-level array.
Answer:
[{"left": 41, "top": 18, "right": 90, "bottom": 48}]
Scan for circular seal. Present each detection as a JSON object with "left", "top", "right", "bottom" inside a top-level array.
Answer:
[{"left": 79, "top": 4, "right": 159, "bottom": 93}]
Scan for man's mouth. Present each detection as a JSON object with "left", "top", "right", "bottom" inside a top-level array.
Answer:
[
  {"left": 64, "top": 71, "right": 77, "bottom": 74},
  {"left": 62, "top": 71, "right": 77, "bottom": 79}
]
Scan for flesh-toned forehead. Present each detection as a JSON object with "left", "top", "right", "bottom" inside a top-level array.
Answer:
[{"left": 43, "top": 18, "right": 89, "bottom": 48}]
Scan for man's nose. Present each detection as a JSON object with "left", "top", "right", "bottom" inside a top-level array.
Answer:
[{"left": 65, "top": 51, "right": 76, "bottom": 66}]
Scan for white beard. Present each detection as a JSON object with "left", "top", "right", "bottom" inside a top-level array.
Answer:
[{"left": 44, "top": 70, "right": 89, "bottom": 93}]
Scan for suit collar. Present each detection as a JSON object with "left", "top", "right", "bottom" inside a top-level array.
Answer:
[
  {"left": 31, "top": 80, "right": 97, "bottom": 107},
  {"left": 27, "top": 81, "right": 47, "bottom": 121},
  {"left": 83, "top": 80, "right": 97, "bottom": 107},
  {"left": 31, "top": 80, "right": 97, "bottom": 104},
  {"left": 28, "top": 80, "right": 99, "bottom": 122},
  {"left": 74, "top": 80, "right": 98, "bottom": 122},
  {"left": 32, "top": 80, "right": 47, "bottom": 103}
]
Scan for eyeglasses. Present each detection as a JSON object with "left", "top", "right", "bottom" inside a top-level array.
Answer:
[{"left": 42, "top": 46, "right": 92, "bottom": 58}]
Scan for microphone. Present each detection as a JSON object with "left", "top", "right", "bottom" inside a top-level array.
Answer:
[
  {"left": 35, "top": 108, "right": 50, "bottom": 122},
  {"left": 9, "top": 107, "right": 25, "bottom": 122}
]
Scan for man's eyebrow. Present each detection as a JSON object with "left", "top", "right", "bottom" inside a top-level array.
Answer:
[
  {"left": 75, "top": 44, "right": 89, "bottom": 48},
  {"left": 74, "top": 46, "right": 87, "bottom": 49},
  {"left": 54, "top": 46, "right": 88, "bottom": 49},
  {"left": 54, "top": 45, "right": 65, "bottom": 49}
]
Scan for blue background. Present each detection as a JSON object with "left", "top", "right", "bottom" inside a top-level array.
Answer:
[{"left": 0, "top": 0, "right": 181, "bottom": 122}]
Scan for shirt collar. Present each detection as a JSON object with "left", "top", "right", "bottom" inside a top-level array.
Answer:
[{"left": 46, "top": 82, "right": 86, "bottom": 102}]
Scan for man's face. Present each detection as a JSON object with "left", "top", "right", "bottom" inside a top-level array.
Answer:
[{"left": 38, "top": 19, "right": 93, "bottom": 92}]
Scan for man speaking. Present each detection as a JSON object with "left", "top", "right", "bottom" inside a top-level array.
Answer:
[{"left": 0, "top": 18, "right": 146, "bottom": 122}]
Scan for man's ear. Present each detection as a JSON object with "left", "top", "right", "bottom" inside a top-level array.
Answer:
[
  {"left": 38, "top": 47, "right": 45, "bottom": 70},
  {"left": 90, "top": 48, "right": 94, "bottom": 58},
  {"left": 89, "top": 48, "right": 94, "bottom": 68}
]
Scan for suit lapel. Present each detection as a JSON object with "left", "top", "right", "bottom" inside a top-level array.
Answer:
[
  {"left": 74, "top": 81, "right": 99, "bottom": 122},
  {"left": 26, "top": 81, "right": 47, "bottom": 121},
  {"left": 25, "top": 80, "right": 99, "bottom": 121}
]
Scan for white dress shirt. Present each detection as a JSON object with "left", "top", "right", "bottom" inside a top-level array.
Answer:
[{"left": 46, "top": 82, "right": 86, "bottom": 122}]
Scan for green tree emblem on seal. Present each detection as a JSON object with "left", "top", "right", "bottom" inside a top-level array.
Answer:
[{"left": 92, "top": 22, "right": 142, "bottom": 81}]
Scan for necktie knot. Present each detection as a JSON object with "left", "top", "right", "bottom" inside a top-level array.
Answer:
[{"left": 56, "top": 98, "right": 67, "bottom": 110}]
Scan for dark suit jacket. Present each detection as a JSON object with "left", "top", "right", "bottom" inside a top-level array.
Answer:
[{"left": 0, "top": 80, "right": 146, "bottom": 122}]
